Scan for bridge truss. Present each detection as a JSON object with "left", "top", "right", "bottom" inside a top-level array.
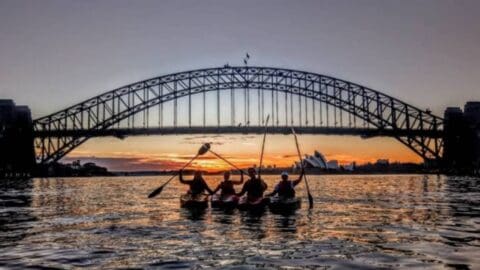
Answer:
[{"left": 33, "top": 66, "right": 443, "bottom": 164}]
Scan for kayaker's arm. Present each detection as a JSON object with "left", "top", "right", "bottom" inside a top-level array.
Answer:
[
  {"left": 293, "top": 168, "right": 305, "bottom": 186},
  {"left": 203, "top": 180, "right": 215, "bottom": 195},
  {"left": 232, "top": 171, "right": 244, "bottom": 185},
  {"left": 178, "top": 170, "right": 191, "bottom": 184},
  {"left": 266, "top": 184, "right": 279, "bottom": 197},
  {"left": 211, "top": 184, "right": 221, "bottom": 194},
  {"left": 236, "top": 181, "right": 248, "bottom": 196}
]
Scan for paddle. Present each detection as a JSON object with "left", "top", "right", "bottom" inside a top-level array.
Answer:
[
  {"left": 258, "top": 115, "right": 270, "bottom": 179},
  {"left": 291, "top": 127, "right": 314, "bottom": 209},
  {"left": 207, "top": 149, "right": 247, "bottom": 174},
  {"left": 147, "top": 143, "right": 211, "bottom": 198}
]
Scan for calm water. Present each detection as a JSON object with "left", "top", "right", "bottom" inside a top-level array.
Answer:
[{"left": 0, "top": 175, "right": 479, "bottom": 269}]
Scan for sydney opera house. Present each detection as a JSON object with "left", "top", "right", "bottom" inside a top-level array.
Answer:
[{"left": 295, "top": 150, "right": 354, "bottom": 171}]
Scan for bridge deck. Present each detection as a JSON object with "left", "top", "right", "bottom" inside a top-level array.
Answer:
[{"left": 34, "top": 126, "right": 443, "bottom": 138}]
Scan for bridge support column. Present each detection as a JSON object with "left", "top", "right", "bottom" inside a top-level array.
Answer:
[
  {"left": 0, "top": 100, "right": 35, "bottom": 178},
  {"left": 443, "top": 101, "right": 480, "bottom": 175}
]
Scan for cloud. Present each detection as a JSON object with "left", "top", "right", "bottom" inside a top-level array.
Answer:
[
  {"left": 64, "top": 151, "right": 254, "bottom": 172},
  {"left": 63, "top": 151, "right": 297, "bottom": 172},
  {"left": 64, "top": 156, "right": 186, "bottom": 171}
]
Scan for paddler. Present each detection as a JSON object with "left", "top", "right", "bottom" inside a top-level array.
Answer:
[
  {"left": 267, "top": 169, "right": 305, "bottom": 199},
  {"left": 212, "top": 171, "right": 244, "bottom": 197},
  {"left": 179, "top": 170, "right": 214, "bottom": 195},
  {"left": 236, "top": 167, "right": 268, "bottom": 200}
]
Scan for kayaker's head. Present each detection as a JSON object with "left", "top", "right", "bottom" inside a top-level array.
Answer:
[
  {"left": 281, "top": 171, "right": 289, "bottom": 181},
  {"left": 223, "top": 171, "right": 231, "bottom": 181},
  {"left": 193, "top": 170, "right": 203, "bottom": 181},
  {"left": 247, "top": 167, "right": 257, "bottom": 178}
]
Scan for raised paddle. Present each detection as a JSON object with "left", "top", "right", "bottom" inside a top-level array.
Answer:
[
  {"left": 258, "top": 115, "right": 270, "bottom": 179},
  {"left": 207, "top": 149, "right": 247, "bottom": 174},
  {"left": 291, "top": 127, "right": 314, "bottom": 209},
  {"left": 147, "top": 143, "right": 211, "bottom": 198}
]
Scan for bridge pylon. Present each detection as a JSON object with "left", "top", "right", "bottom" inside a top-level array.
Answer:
[
  {"left": 443, "top": 102, "right": 480, "bottom": 175},
  {"left": 0, "top": 100, "right": 35, "bottom": 178}
]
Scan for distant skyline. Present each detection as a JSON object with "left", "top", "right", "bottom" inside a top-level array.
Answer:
[{"left": 1, "top": 0, "right": 479, "bottom": 170}]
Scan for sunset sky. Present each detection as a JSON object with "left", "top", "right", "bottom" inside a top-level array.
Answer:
[{"left": 1, "top": 0, "right": 479, "bottom": 171}]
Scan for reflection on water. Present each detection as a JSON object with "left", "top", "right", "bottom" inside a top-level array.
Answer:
[
  {"left": 0, "top": 179, "right": 35, "bottom": 248},
  {"left": 0, "top": 175, "right": 479, "bottom": 269}
]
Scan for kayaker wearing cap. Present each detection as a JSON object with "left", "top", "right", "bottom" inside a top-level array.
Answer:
[
  {"left": 179, "top": 170, "right": 214, "bottom": 195},
  {"left": 212, "top": 171, "right": 244, "bottom": 197},
  {"left": 236, "top": 167, "right": 268, "bottom": 200},
  {"left": 267, "top": 169, "right": 305, "bottom": 199}
]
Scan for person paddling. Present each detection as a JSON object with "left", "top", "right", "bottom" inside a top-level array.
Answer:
[
  {"left": 179, "top": 170, "right": 214, "bottom": 195},
  {"left": 267, "top": 169, "right": 305, "bottom": 199},
  {"left": 212, "top": 171, "right": 244, "bottom": 197},
  {"left": 237, "top": 167, "right": 268, "bottom": 200}
]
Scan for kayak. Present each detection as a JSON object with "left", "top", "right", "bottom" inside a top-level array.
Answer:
[
  {"left": 237, "top": 196, "right": 269, "bottom": 211},
  {"left": 268, "top": 196, "right": 301, "bottom": 213},
  {"left": 180, "top": 193, "right": 209, "bottom": 209},
  {"left": 211, "top": 194, "right": 239, "bottom": 209}
]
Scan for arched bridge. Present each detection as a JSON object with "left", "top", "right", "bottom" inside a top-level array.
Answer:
[{"left": 33, "top": 66, "right": 444, "bottom": 164}]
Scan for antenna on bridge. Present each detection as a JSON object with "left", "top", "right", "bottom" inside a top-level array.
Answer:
[{"left": 243, "top": 52, "right": 250, "bottom": 66}]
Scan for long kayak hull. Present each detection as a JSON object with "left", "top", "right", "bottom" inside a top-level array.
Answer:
[
  {"left": 237, "top": 196, "right": 269, "bottom": 211},
  {"left": 268, "top": 197, "right": 301, "bottom": 213},
  {"left": 211, "top": 194, "right": 239, "bottom": 209},
  {"left": 180, "top": 194, "right": 209, "bottom": 209}
]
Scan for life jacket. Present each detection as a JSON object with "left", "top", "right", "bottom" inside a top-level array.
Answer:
[
  {"left": 189, "top": 179, "right": 207, "bottom": 195},
  {"left": 276, "top": 180, "right": 295, "bottom": 198},
  {"left": 220, "top": 181, "right": 235, "bottom": 196},
  {"left": 245, "top": 178, "right": 266, "bottom": 198}
]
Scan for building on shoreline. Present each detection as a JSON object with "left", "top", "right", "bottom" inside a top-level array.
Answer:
[{"left": 294, "top": 150, "right": 354, "bottom": 171}]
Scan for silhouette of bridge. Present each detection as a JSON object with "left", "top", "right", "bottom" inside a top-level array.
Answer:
[{"left": 32, "top": 66, "right": 444, "bottom": 165}]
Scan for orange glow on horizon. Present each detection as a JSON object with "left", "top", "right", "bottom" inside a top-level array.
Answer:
[{"left": 64, "top": 134, "right": 422, "bottom": 171}]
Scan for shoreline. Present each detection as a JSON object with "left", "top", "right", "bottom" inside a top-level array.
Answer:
[{"left": 28, "top": 171, "right": 448, "bottom": 178}]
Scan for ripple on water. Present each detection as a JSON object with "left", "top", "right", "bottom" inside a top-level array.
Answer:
[{"left": 0, "top": 175, "right": 479, "bottom": 269}]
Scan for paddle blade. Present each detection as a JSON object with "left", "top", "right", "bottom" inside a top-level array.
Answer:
[
  {"left": 308, "top": 193, "right": 314, "bottom": 209},
  {"left": 198, "top": 143, "right": 211, "bottom": 155},
  {"left": 148, "top": 185, "right": 164, "bottom": 198}
]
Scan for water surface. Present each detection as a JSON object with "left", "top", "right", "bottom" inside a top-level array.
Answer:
[{"left": 1, "top": 175, "right": 479, "bottom": 269}]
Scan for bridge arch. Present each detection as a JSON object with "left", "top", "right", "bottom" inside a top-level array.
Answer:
[{"left": 33, "top": 66, "right": 443, "bottom": 164}]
